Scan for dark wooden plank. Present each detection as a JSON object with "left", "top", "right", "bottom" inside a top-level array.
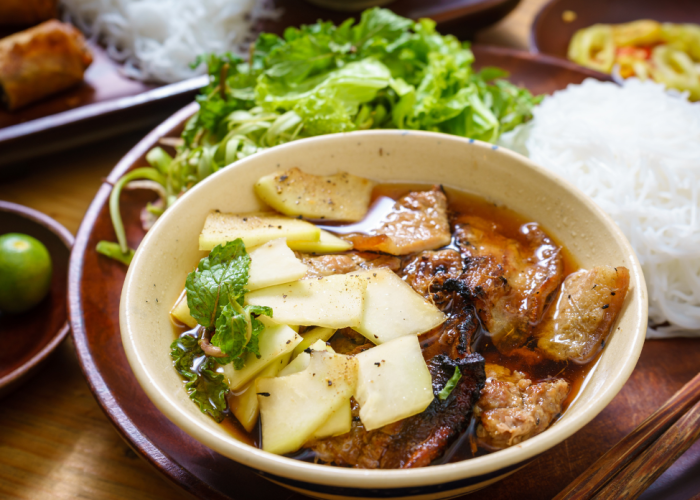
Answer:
[
  {"left": 554, "top": 373, "right": 700, "bottom": 500},
  {"left": 592, "top": 399, "right": 700, "bottom": 500}
]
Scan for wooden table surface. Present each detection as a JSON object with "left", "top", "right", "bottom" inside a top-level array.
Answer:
[{"left": 2, "top": 1, "right": 693, "bottom": 499}]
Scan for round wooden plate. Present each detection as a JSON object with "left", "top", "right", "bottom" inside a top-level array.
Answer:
[
  {"left": 0, "top": 201, "right": 73, "bottom": 398},
  {"left": 531, "top": 0, "right": 700, "bottom": 59},
  {"left": 68, "top": 46, "right": 700, "bottom": 500}
]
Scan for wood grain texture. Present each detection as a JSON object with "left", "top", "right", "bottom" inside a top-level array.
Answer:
[
  {"left": 592, "top": 399, "right": 700, "bottom": 500},
  {"left": 555, "top": 372, "right": 700, "bottom": 500},
  {"left": 1, "top": 1, "right": 698, "bottom": 499}
]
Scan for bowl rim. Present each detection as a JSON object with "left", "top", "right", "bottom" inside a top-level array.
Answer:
[
  {"left": 119, "top": 129, "right": 648, "bottom": 489},
  {"left": 0, "top": 200, "right": 74, "bottom": 393}
]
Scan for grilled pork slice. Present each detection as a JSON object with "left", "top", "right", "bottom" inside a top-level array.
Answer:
[
  {"left": 347, "top": 187, "right": 452, "bottom": 255},
  {"left": 452, "top": 216, "right": 564, "bottom": 353},
  {"left": 401, "top": 249, "right": 463, "bottom": 299},
  {"left": 401, "top": 249, "right": 480, "bottom": 360},
  {"left": 301, "top": 252, "right": 401, "bottom": 278},
  {"left": 306, "top": 353, "right": 485, "bottom": 468},
  {"left": 475, "top": 364, "right": 569, "bottom": 449},
  {"left": 537, "top": 266, "right": 630, "bottom": 363}
]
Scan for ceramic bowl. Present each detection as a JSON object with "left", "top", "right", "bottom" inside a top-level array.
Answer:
[
  {"left": 0, "top": 201, "right": 73, "bottom": 398},
  {"left": 120, "top": 130, "right": 647, "bottom": 499}
]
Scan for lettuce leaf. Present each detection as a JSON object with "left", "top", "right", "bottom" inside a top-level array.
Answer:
[{"left": 104, "top": 7, "right": 544, "bottom": 267}]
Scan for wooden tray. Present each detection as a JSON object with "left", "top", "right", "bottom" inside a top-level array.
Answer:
[
  {"left": 530, "top": 0, "right": 700, "bottom": 58},
  {"left": 0, "top": 0, "right": 519, "bottom": 173},
  {"left": 67, "top": 46, "right": 700, "bottom": 500}
]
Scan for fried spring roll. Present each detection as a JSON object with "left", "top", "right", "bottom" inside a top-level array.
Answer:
[
  {"left": 0, "top": 0, "right": 57, "bottom": 26},
  {"left": 0, "top": 20, "right": 92, "bottom": 110}
]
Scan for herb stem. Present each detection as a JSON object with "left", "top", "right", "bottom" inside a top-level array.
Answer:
[{"left": 108, "top": 167, "right": 166, "bottom": 254}]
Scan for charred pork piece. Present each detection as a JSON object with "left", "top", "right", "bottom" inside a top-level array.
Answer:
[
  {"left": 300, "top": 252, "right": 401, "bottom": 279},
  {"left": 475, "top": 364, "right": 569, "bottom": 449},
  {"left": 347, "top": 186, "right": 452, "bottom": 255},
  {"left": 537, "top": 266, "right": 630, "bottom": 363},
  {"left": 307, "top": 354, "right": 485, "bottom": 468},
  {"left": 451, "top": 216, "right": 564, "bottom": 353},
  {"left": 401, "top": 249, "right": 477, "bottom": 360},
  {"left": 401, "top": 249, "right": 463, "bottom": 299}
]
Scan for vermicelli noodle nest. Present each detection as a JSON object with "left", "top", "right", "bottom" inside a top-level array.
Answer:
[
  {"left": 500, "top": 78, "right": 700, "bottom": 337},
  {"left": 60, "top": 0, "right": 279, "bottom": 83}
]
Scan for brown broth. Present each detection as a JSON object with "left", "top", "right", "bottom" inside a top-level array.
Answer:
[{"left": 172, "top": 182, "right": 602, "bottom": 466}]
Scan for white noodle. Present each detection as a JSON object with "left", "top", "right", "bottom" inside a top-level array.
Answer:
[
  {"left": 499, "top": 78, "right": 700, "bottom": 338},
  {"left": 60, "top": 0, "right": 280, "bottom": 83}
]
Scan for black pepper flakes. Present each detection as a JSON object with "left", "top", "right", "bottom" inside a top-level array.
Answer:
[
  {"left": 257, "top": 392, "right": 271, "bottom": 397},
  {"left": 304, "top": 348, "right": 312, "bottom": 353},
  {"left": 327, "top": 380, "right": 333, "bottom": 386},
  {"left": 374, "top": 362, "right": 381, "bottom": 367},
  {"left": 602, "top": 304, "right": 610, "bottom": 309},
  {"left": 611, "top": 291, "right": 616, "bottom": 296}
]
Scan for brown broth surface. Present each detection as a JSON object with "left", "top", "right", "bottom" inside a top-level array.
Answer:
[{"left": 172, "top": 183, "right": 602, "bottom": 465}]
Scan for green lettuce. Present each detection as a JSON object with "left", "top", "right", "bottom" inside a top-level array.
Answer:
[{"left": 100, "top": 7, "right": 542, "bottom": 263}]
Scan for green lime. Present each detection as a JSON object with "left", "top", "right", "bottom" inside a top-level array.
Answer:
[{"left": 0, "top": 233, "right": 53, "bottom": 314}]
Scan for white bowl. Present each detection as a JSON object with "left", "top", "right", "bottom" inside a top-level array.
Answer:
[{"left": 120, "top": 130, "right": 647, "bottom": 499}]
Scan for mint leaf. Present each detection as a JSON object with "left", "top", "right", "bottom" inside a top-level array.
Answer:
[
  {"left": 186, "top": 239, "right": 273, "bottom": 368},
  {"left": 438, "top": 366, "right": 462, "bottom": 401},
  {"left": 186, "top": 239, "right": 249, "bottom": 329},
  {"left": 212, "top": 303, "right": 272, "bottom": 369},
  {"left": 170, "top": 334, "right": 229, "bottom": 422}
]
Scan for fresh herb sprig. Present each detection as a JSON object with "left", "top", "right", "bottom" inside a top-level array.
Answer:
[
  {"left": 186, "top": 239, "right": 272, "bottom": 368},
  {"left": 98, "top": 7, "right": 542, "bottom": 264},
  {"left": 170, "top": 333, "right": 230, "bottom": 422},
  {"left": 438, "top": 366, "right": 462, "bottom": 401}
]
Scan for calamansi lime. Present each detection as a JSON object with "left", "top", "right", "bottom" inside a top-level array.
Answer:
[{"left": 0, "top": 233, "right": 53, "bottom": 314}]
